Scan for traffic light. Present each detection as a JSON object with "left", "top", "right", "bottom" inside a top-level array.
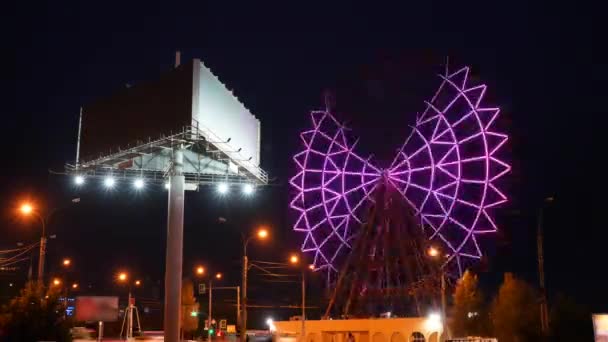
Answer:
[{"left": 209, "top": 329, "right": 215, "bottom": 336}]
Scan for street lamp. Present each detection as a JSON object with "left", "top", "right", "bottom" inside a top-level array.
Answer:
[
  {"left": 288, "top": 253, "right": 313, "bottom": 342},
  {"left": 62, "top": 258, "right": 72, "bottom": 267},
  {"left": 52, "top": 278, "right": 62, "bottom": 287},
  {"left": 19, "top": 202, "right": 47, "bottom": 283},
  {"left": 20, "top": 203, "right": 33, "bottom": 215},
  {"left": 18, "top": 200, "right": 79, "bottom": 282},
  {"left": 427, "top": 246, "right": 448, "bottom": 339},
  {"left": 72, "top": 283, "right": 79, "bottom": 289},
  {"left": 116, "top": 271, "right": 142, "bottom": 340},
  {"left": 196, "top": 266, "right": 205, "bottom": 276},
  {"left": 241, "top": 226, "right": 270, "bottom": 342}
]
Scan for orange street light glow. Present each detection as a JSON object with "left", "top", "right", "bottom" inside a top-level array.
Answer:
[
  {"left": 135, "top": 280, "right": 141, "bottom": 286},
  {"left": 62, "top": 258, "right": 71, "bottom": 267},
  {"left": 19, "top": 203, "right": 33, "bottom": 215},
  {"left": 118, "top": 272, "right": 128, "bottom": 282},
  {"left": 52, "top": 278, "right": 61, "bottom": 286},
  {"left": 257, "top": 228, "right": 269, "bottom": 239},
  {"left": 289, "top": 254, "right": 299, "bottom": 264},
  {"left": 308, "top": 264, "right": 315, "bottom": 270},
  {"left": 196, "top": 266, "right": 205, "bottom": 275},
  {"left": 215, "top": 273, "right": 222, "bottom": 279},
  {"left": 427, "top": 246, "right": 440, "bottom": 258},
  {"left": 72, "top": 283, "right": 78, "bottom": 289}
]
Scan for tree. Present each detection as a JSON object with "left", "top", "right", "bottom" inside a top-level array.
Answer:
[
  {"left": 490, "top": 273, "right": 540, "bottom": 342},
  {"left": 181, "top": 279, "right": 199, "bottom": 339},
  {"left": 449, "top": 270, "right": 489, "bottom": 337},
  {"left": 0, "top": 282, "right": 72, "bottom": 342}
]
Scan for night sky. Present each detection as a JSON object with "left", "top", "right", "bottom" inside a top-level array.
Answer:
[{"left": 3, "top": 0, "right": 602, "bottom": 326}]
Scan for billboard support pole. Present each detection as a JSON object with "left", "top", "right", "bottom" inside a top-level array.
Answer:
[{"left": 164, "top": 147, "right": 185, "bottom": 342}]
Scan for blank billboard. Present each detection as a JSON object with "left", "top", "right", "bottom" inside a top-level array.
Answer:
[
  {"left": 193, "top": 60, "right": 261, "bottom": 167},
  {"left": 78, "top": 59, "right": 262, "bottom": 174}
]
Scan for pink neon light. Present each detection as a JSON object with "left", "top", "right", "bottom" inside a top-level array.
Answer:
[{"left": 290, "top": 66, "right": 511, "bottom": 275}]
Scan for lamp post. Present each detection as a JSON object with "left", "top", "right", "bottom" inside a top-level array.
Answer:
[
  {"left": 427, "top": 246, "right": 448, "bottom": 339},
  {"left": 209, "top": 272, "right": 223, "bottom": 341},
  {"left": 19, "top": 204, "right": 47, "bottom": 282},
  {"left": 289, "top": 253, "right": 314, "bottom": 342},
  {"left": 18, "top": 199, "right": 79, "bottom": 283},
  {"left": 241, "top": 227, "right": 269, "bottom": 342},
  {"left": 117, "top": 271, "right": 142, "bottom": 340},
  {"left": 61, "top": 258, "right": 73, "bottom": 308},
  {"left": 196, "top": 266, "right": 223, "bottom": 341}
]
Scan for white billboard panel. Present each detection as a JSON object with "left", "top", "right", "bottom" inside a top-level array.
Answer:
[{"left": 193, "top": 60, "right": 261, "bottom": 172}]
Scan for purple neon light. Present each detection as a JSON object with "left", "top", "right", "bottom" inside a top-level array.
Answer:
[{"left": 290, "top": 66, "right": 510, "bottom": 274}]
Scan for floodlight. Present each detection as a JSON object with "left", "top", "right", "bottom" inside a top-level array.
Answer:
[
  {"left": 242, "top": 183, "right": 254, "bottom": 195},
  {"left": 217, "top": 183, "right": 229, "bottom": 194},
  {"left": 134, "top": 179, "right": 145, "bottom": 189},
  {"left": 74, "top": 175, "right": 85, "bottom": 185},
  {"left": 104, "top": 177, "right": 115, "bottom": 188}
]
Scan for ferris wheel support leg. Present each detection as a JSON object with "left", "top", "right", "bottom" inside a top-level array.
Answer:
[{"left": 164, "top": 147, "right": 185, "bottom": 342}]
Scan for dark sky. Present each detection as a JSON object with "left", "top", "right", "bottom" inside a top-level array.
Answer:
[{"left": 3, "top": 0, "right": 603, "bottom": 324}]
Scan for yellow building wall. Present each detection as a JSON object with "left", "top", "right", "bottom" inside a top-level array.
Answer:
[{"left": 274, "top": 318, "right": 443, "bottom": 342}]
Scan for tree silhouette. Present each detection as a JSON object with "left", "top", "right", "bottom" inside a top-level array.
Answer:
[
  {"left": 490, "top": 273, "right": 540, "bottom": 342},
  {"left": 450, "top": 270, "right": 490, "bottom": 337},
  {"left": 0, "top": 282, "right": 72, "bottom": 342},
  {"left": 181, "top": 279, "right": 199, "bottom": 339}
]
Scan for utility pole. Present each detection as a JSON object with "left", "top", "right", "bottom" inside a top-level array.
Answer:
[{"left": 37, "top": 221, "right": 47, "bottom": 282}]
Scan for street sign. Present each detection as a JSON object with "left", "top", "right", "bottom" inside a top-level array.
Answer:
[
  {"left": 198, "top": 283, "right": 206, "bottom": 294},
  {"left": 220, "top": 319, "right": 227, "bottom": 330}
]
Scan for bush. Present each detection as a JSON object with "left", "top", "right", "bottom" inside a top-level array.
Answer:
[{"left": 0, "top": 281, "right": 72, "bottom": 342}]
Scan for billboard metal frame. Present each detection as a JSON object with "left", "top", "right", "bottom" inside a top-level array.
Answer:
[{"left": 65, "top": 124, "right": 268, "bottom": 185}]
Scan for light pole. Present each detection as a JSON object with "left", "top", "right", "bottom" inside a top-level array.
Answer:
[
  {"left": 196, "top": 266, "right": 224, "bottom": 341},
  {"left": 18, "top": 199, "right": 79, "bottom": 283},
  {"left": 209, "top": 272, "right": 223, "bottom": 341},
  {"left": 289, "top": 254, "right": 312, "bottom": 342},
  {"left": 19, "top": 203, "right": 47, "bottom": 282},
  {"left": 538, "top": 196, "right": 554, "bottom": 337},
  {"left": 427, "top": 245, "right": 449, "bottom": 339},
  {"left": 241, "top": 227, "right": 269, "bottom": 342},
  {"left": 61, "top": 258, "right": 73, "bottom": 308},
  {"left": 118, "top": 271, "right": 142, "bottom": 340}
]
